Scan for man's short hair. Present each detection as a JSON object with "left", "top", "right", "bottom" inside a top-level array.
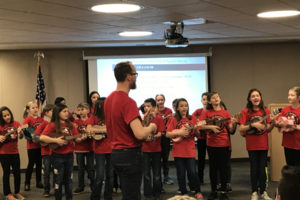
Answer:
[
  {"left": 114, "top": 61, "right": 133, "bottom": 82},
  {"left": 278, "top": 165, "right": 300, "bottom": 200}
]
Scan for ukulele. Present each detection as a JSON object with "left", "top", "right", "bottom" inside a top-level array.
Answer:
[
  {"left": 245, "top": 108, "right": 281, "bottom": 135},
  {"left": 87, "top": 125, "right": 107, "bottom": 141},
  {"left": 45, "top": 132, "right": 83, "bottom": 149},
  {"left": 0, "top": 128, "right": 17, "bottom": 146},
  {"left": 22, "top": 127, "right": 36, "bottom": 141},
  {"left": 277, "top": 116, "right": 300, "bottom": 133}
]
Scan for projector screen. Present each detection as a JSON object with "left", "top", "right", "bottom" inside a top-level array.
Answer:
[{"left": 87, "top": 54, "right": 209, "bottom": 114}]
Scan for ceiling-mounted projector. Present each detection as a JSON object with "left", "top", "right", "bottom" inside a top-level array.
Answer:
[{"left": 164, "top": 21, "right": 189, "bottom": 48}]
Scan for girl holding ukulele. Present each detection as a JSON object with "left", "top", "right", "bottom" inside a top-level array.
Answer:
[
  {"left": 199, "top": 92, "right": 237, "bottom": 200},
  {"left": 0, "top": 106, "right": 25, "bottom": 200},
  {"left": 166, "top": 98, "right": 203, "bottom": 200},
  {"left": 239, "top": 89, "right": 273, "bottom": 200}
]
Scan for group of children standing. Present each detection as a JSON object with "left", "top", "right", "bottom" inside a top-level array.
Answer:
[{"left": 0, "top": 87, "right": 300, "bottom": 200}]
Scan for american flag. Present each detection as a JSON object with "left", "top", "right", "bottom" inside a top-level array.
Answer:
[{"left": 36, "top": 62, "right": 46, "bottom": 114}]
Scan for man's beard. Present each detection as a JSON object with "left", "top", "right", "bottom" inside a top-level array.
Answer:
[{"left": 130, "top": 80, "right": 136, "bottom": 89}]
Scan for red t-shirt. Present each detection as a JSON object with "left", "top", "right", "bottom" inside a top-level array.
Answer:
[
  {"left": 0, "top": 121, "right": 20, "bottom": 154},
  {"left": 104, "top": 91, "right": 141, "bottom": 150},
  {"left": 74, "top": 118, "right": 93, "bottom": 152},
  {"left": 239, "top": 108, "right": 271, "bottom": 151},
  {"left": 192, "top": 108, "right": 206, "bottom": 140},
  {"left": 142, "top": 115, "right": 165, "bottom": 152},
  {"left": 23, "top": 116, "right": 43, "bottom": 149},
  {"left": 199, "top": 109, "right": 231, "bottom": 147},
  {"left": 157, "top": 107, "right": 172, "bottom": 126},
  {"left": 35, "top": 120, "right": 52, "bottom": 156},
  {"left": 276, "top": 106, "right": 300, "bottom": 150},
  {"left": 167, "top": 116, "right": 197, "bottom": 158},
  {"left": 85, "top": 115, "right": 111, "bottom": 154},
  {"left": 42, "top": 122, "right": 79, "bottom": 154}
]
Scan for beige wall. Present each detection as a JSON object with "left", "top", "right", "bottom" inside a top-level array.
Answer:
[
  {"left": 0, "top": 49, "right": 86, "bottom": 168},
  {"left": 0, "top": 42, "right": 300, "bottom": 168}
]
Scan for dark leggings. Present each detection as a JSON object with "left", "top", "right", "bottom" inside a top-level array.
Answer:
[
  {"left": 284, "top": 147, "right": 300, "bottom": 166},
  {"left": 248, "top": 150, "right": 268, "bottom": 194},
  {"left": 25, "top": 148, "right": 42, "bottom": 185},
  {"left": 0, "top": 154, "right": 21, "bottom": 195}
]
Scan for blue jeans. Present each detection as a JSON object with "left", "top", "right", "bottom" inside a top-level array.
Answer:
[
  {"left": 111, "top": 147, "right": 143, "bottom": 200},
  {"left": 42, "top": 155, "right": 53, "bottom": 193},
  {"left": 248, "top": 150, "right": 268, "bottom": 194},
  {"left": 53, "top": 153, "right": 74, "bottom": 200},
  {"left": 90, "top": 153, "right": 113, "bottom": 200},
  {"left": 174, "top": 157, "right": 201, "bottom": 194},
  {"left": 76, "top": 152, "right": 95, "bottom": 189},
  {"left": 143, "top": 152, "right": 161, "bottom": 198}
]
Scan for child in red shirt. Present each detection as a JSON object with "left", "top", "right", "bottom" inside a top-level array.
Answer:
[
  {"left": 142, "top": 98, "right": 165, "bottom": 199},
  {"left": 166, "top": 98, "right": 204, "bottom": 200},
  {"left": 22, "top": 101, "right": 44, "bottom": 191},
  {"left": 40, "top": 103, "right": 86, "bottom": 200},
  {"left": 239, "top": 89, "right": 273, "bottom": 200},
  {"left": 73, "top": 102, "right": 94, "bottom": 194},
  {"left": 34, "top": 104, "right": 54, "bottom": 197},
  {"left": 192, "top": 92, "right": 210, "bottom": 184},
  {"left": 86, "top": 98, "right": 112, "bottom": 200},
  {"left": 0, "top": 106, "right": 25, "bottom": 200},
  {"left": 200, "top": 92, "right": 237, "bottom": 200},
  {"left": 87, "top": 91, "right": 100, "bottom": 117},
  {"left": 275, "top": 86, "right": 300, "bottom": 166}
]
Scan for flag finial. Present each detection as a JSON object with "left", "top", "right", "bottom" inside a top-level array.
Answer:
[{"left": 34, "top": 51, "right": 44, "bottom": 63}]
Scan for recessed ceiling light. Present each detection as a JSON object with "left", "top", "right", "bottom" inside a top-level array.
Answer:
[
  {"left": 91, "top": 3, "right": 142, "bottom": 13},
  {"left": 119, "top": 31, "right": 152, "bottom": 37},
  {"left": 257, "top": 10, "right": 300, "bottom": 18}
]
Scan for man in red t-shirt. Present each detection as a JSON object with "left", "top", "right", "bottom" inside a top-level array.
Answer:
[{"left": 104, "top": 61, "right": 157, "bottom": 200}]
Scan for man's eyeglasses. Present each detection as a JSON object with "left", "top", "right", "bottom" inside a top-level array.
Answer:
[{"left": 130, "top": 72, "right": 138, "bottom": 77}]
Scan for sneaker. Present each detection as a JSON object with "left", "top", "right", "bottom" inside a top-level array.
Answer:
[
  {"left": 14, "top": 193, "right": 25, "bottom": 200},
  {"left": 5, "top": 194, "right": 16, "bottom": 200},
  {"left": 195, "top": 192, "right": 204, "bottom": 200},
  {"left": 251, "top": 192, "right": 259, "bottom": 200},
  {"left": 43, "top": 191, "right": 50, "bottom": 197},
  {"left": 261, "top": 191, "right": 273, "bottom": 200},
  {"left": 216, "top": 183, "right": 221, "bottom": 191},
  {"left": 73, "top": 187, "right": 84, "bottom": 194},
  {"left": 24, "top": 184, "right": 30, "bottom": 191},
  {"left": 226, "top": 183, "right": 232, "bottom": 193},
  {"left": 176, "top": 189, "right": 181, "bottom": 194},
  {"left": 163, "top": 177, "right": 174, "bottom": 185},
  {"left": 219, "top": 192, "right": 229, "bottom": 200},
  {"left": 208, "top": 191, "right": 218, "bottom": 200}
]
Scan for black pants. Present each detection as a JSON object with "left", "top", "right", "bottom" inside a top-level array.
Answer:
[
  {"left": 111, "top": 147, "right": 143, "bottom": 200},
  {"left": 174, "top": 157, "right": 201, "bottom": 195},
  {"left": 161, "top": 136, "right": 171, "bottom": 178},
  {"left": 248, "top": 150, "right": 268, "bottom": 194},
  {"left": 284, "top": 147, "right": 300, "bottom": 166},
  {"left": 143, "top": 152, "right": 161, "bottom": 198},
  {"left": 207, "top": 146, "right": 229, "bottom": 192},
  {"left": 25, "top": 148, "right": 42, "bottom": 185},
  {"left": 197, "top": 139, "right": 207, "bottom": 182},
  {"left": 0, "top": 154, "right": 20, "bottom": 195}
]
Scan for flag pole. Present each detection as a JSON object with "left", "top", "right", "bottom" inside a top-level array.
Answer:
[{"left": 34, "top": 51, "right": 46, "bottom": 115}]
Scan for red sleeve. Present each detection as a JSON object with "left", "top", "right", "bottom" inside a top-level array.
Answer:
[
  {"left": 71, "top": 124, "right": 79, "bottom": 135},
  {"left": 42, "top": 123, "right": 55, "bottom": 135},
  {"left": 14, "top": 121, "right": 21, "bottom": 128},
  {"left": 265, "top": 109, "right": 271, "bottom": 123},
  {"left": 123, "top": 100, "right": 140, "bottom": 125},
  {"left": 239, "top": 109, "right": 248, "bottom": 125},
  {"left": 35, "top": 120, "right": 47, "bottom": 135},
  {"left": 22, "top": 116, "right": 32, "bottom": 125},
  {"left": 167, "top": 117, "right": 177, "bottom": 132},
  {"left": 199, "top": 110, "right": 208, "bottom": 121}
]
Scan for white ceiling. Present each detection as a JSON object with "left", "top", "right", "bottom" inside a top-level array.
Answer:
[{"left": 1, "top": 0, "right": 300, "bottom": 49}]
